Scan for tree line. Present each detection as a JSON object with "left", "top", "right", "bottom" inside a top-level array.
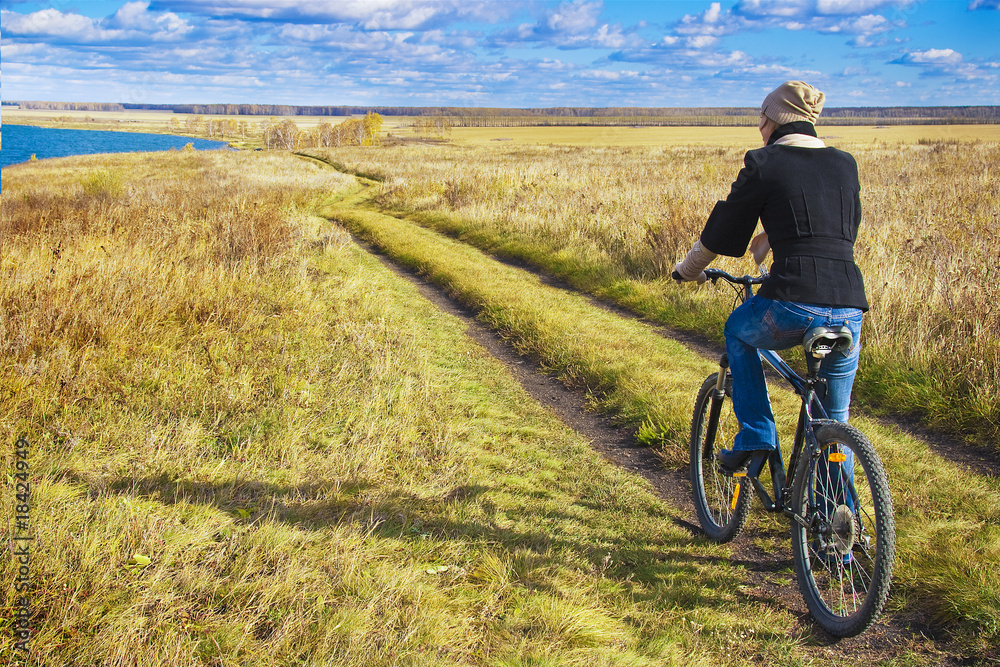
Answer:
[
  {"left": 261, "top": 113, "right": 383, "bottom": 148},
  {"left": 167, "top": 112, "right": 384, "bottom": 148},
  {"left": 12, "top": 100, "right": 1000, "bottom": 125}
]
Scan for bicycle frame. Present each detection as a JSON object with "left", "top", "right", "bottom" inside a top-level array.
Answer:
[{"left": 710, "top": 271, "right": 833, "bottom": 522}]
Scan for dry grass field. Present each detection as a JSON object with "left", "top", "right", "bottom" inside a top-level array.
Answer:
[
  {"left": 1, "top": 148, "right": 893, "bottom": 665},
  {"left": 449, "top": 124, "right": 1000, "bottom": 146},
  {"left": 3, "top": 119, "right": 999, "bottom": 664},
  {"left": 309, "top": 132, "right": 1000, "bottom": 444}
]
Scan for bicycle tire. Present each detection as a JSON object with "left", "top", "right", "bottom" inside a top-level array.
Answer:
[
  {"left": 790, "top": 422, "right": 895, "bottom": 637},
  {"left": 690, "top": 372, "right": 751, "bottom": 543}
]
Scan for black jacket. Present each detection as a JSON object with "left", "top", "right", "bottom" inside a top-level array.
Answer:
[{"left": 700, "top": 125, "right": 868, "bottom": 311}]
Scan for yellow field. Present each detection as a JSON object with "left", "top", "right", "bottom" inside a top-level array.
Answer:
[
  {"left": 5, "top": 107, "right": 998, "bottom": 147},
  {"left": 3, "top": 121, "right": 1000, "bottom": 663},
  {"left": 450, "top": 123, "right": 1000, "bottom": 146}
]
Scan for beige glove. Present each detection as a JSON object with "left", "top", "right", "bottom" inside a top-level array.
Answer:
[
  {"left": 750, "top": 232, "right": 770, "bottom": 267},
  {"left": 673, "top": 240, "right": 717, "bottom": 284}
]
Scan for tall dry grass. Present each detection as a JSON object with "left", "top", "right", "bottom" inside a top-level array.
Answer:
[
  {"left": 313, "top": 139, "right": 1000, "bottom": 442},
  {"left": 1, "top": 152, "right": 355, "bottom": 411}
]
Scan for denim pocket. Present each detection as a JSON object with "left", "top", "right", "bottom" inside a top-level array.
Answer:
[
  {"left": 838, "top": 311, "right": 864, "bottom": 355},
  {"left": 762, "top": 300, "right": 814, "bottom": 348}
]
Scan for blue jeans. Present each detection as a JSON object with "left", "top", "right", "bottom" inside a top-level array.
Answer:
[{"left": 724, "top": 296, "right": 863, "bottom": 452}]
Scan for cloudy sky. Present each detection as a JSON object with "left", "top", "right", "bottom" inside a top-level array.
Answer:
[{"left": 2, "top": 0, "right": 999, "bottom": 108}]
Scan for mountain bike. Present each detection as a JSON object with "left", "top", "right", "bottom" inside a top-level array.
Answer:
[{"left": 688, "top": 268, "right": 895, "bottom": 638}]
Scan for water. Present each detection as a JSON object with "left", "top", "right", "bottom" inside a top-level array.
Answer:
[{"left": 0, "top": 124, "right": 231, "bottom": 171}]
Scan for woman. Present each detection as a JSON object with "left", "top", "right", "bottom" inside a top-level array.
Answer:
[{"left": 674, "top": 81, "right": 867, "bottom": 470}]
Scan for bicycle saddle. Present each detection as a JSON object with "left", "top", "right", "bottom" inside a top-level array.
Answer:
[{"left": 803, "top": 326, "right": 853, "bottom": 358}]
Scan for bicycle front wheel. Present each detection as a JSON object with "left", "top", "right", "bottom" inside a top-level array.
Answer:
[
  {"left": 690, "top": 372, "right": 751, "bottom": 543},
  {"left": 790, "top": 422, "right": 895, "bottom": 637}
]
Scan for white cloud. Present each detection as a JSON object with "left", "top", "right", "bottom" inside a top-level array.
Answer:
[
  {"left": 734, "top": 0, "right": 809, "bottom": 18},
  {"left": 704, "top": 3, "right": 723, "bottom": 23},
  {"left": 664, "top": 0, "right": 905, "bottom": 52},
  {"left": 686, "top": 35, "right": 719, "bottom": 49},
  {"left": 581, "top": 68, "right": 630, "bottom": 80},
  {"left": 815, "top": 0, "right": 909, "bottom": 15},
  {"left": 739, "top": 63, "right": 822, "bottom": 77},
  {"left": 2, "top": 8, "right": 109, "bottom": 40},
  {"left": 153, "top": 0, "right": 517, "bottom": 30},
  {"left": 735, "top": 0, "right": 914, "bottom": 18},
  {"left": 109, "top": 1, "right": 187, "bottom": 34},
  {"left": 837, "top": 14, "right": 892, "bottom": 33},
  {"left": 546, "top": 1, "right": 601, "bottom": 32},
  {"left": 592, "top": 24, "right": 631, "bottom": 49},
  {"left": 695, "top": 49, "right": 750, "bottom": 68},
  {"left": 676, "top": 4, "right": 745, "bottom": 37},
  {"left": 486, "top": 1, "right": 643, "bottom": 51},
  {"left": 892, "top": 48, "right": 999, "bottom": 84},
  {"left": 900, "top": 48, "right": 963, "bottom": 66},
  {"left": 0, "top": 42, "right": 44, "bottom": 59},
  {"left": 1, "top": 4, "right": 191, "bottom": 43}
]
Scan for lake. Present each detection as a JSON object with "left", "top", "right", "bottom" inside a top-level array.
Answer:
[{"left": 0, "top": 124, "right": 231, "bottom": 171}]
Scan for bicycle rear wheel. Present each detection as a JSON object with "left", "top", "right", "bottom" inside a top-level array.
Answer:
[
  {"left": 790, "top": 422, "right": 895, "bottom": 637},
  {"left": 690, "top": 372, "right": 751, "bottom": 542}
]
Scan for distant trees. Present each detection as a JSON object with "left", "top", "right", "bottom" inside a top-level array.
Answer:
[
  {"left": 313, "top": 112, "right": 382, "bottom": 147},
  {"left": 414, "top": 116, "right": 452, "bottom": 138},
  {"left": 204, "top": 117, "right": 241, "bottom": 139},
  {"left": 184, "top": 115, "right": 205, "bottom": 135},
  {"left": 17, "top": 101, "right": 125, "bottom": 111},
  {"left": 261, "top": 118, "right": 300, "bottom": 149},
  {"left": 258, "top": 112, "right": 383, "bottom": 149}
]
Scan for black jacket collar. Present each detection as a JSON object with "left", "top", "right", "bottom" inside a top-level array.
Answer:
[{"left": 767, "top": 121, "right": 818, "bottom": 145}]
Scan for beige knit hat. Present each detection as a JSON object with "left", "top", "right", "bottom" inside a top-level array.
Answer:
[{"left": 761, "top": 81, "right": 825, "bottom": 125}]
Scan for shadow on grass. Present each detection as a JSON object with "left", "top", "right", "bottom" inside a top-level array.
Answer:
[{"left": 60, "top": 468, "right": 766, "bottom": 619}]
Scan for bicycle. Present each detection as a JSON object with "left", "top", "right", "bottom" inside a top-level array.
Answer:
[{"left": 688, "top": 268, "right": 895, "bottom": 638}]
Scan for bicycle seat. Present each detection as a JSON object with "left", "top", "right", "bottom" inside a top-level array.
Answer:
[{"left": 803, "top": 326, "right": 853, "bottom": 358}]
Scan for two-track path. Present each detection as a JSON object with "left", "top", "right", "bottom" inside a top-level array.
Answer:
[{"left": 303, "top": 155, "right": 996, "bottom": 665}]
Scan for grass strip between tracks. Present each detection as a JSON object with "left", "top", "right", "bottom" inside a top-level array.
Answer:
[{"left": 325, "top": 196, "right": 1000, "bottom": 654}]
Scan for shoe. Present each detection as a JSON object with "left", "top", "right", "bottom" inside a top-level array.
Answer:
[
  {"left": 717, "top": 448, "right": 753, "bottom": 471},
  {"left": 717, "top": 447, "right": 774, "bottom": 472}
]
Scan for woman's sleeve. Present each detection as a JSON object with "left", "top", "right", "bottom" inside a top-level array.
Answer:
[{"left": 700, "top": 151, "right": 767, "bottom": 257}]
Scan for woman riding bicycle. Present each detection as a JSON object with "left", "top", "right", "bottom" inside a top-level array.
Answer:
[{"left": 674, "top": 81, "right": 867, "bottom": 471}]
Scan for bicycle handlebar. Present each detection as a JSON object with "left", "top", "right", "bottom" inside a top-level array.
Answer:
[
  {"left": 705, "top": 269, "right": 767, "bottom": 285},
  {"left": 702, "top": 268, "right": 767, "bottom": 286},
  {"left": 671, "top": 267, "right": 768, "bottom": 288}
]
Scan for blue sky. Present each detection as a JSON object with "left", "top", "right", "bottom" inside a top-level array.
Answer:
[{"left": 2, "top": 0, "right": 998, "bottom": 108}]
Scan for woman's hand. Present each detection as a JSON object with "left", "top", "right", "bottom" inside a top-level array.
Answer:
[
  {"left": 750, "top": 232, "right": 770, "bottom": 266},
  {"left": 673, "top": 240, "right": 716, "bottom": 284}
]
